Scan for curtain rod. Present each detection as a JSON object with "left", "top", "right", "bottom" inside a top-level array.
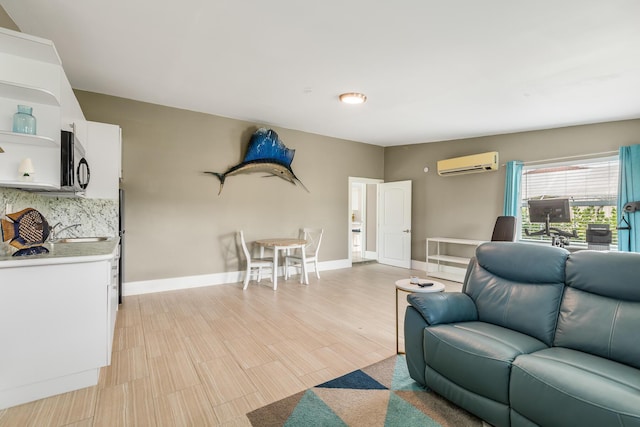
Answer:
[{"left": 503, "top": 150, "right": 619, "bottom": 167}]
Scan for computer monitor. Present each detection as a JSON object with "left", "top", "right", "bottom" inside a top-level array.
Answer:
[{"left": 527, "top": 198, "right": 571, "bottom": 223}]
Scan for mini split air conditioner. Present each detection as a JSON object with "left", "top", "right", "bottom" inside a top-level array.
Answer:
[{"left": 437, "top": 151, "right": 499, "bottom": 176}]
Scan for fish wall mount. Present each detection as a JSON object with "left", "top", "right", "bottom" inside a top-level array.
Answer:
[{"left": 205, "top": 128, "right": 308, "bottom": 195}]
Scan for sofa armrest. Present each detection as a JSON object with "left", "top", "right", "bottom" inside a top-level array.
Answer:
[{"left": 407, "top": 292, "right": 478, "bottom": 325}]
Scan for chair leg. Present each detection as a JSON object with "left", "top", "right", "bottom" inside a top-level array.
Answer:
[
  {"left": 301, "top": 253, "right": 309, "bottom": 285},
  {"left": 298, "top": 261, "right": 304, "bottom": 284},
  {"left": 257, "top": 267, "right": 262, "bottom": 282},
  {"left": 243, "top": 266, "right": 250, "bottom": 290},
  {"left": 314, "top": 259, "right": 320, "bottom": 279}
]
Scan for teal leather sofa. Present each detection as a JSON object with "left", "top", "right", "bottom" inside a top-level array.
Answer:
[{"left": 404, "top": 242, "right": 640, "bottom": 427}]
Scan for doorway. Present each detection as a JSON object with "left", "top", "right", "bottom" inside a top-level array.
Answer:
[{"left": 349, "top": 177, "right": 382, "bottom": 264}]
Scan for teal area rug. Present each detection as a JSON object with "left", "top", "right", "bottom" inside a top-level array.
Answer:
[{"left": 246, "top": 355, "right": 483, "bottom": 427}]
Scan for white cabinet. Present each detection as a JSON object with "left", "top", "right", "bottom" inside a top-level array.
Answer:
[
  {"left": 0, "top": 27, "right": 86, "bottom": 191},
  {"left": 426, "top": 237, "right": 485, "bottom": 283},
  {"left": 0, "top": 248, "right": 118, "bottom": 410},
  {"left": 0, "top": 28, "right": 62, "bottom": 189},
  {"left": 107, "top": 250, "right": 120, "bottom": 363},
  {"left": 85, "top": 121, "right": 121, "bottom": 200}
]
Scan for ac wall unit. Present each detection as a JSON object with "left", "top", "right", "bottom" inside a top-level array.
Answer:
[{"left": 437, "top": 151, "right": 499, "bottom": 176}]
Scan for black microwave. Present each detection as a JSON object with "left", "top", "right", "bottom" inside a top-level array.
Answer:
[{"left": 61, "top": 130, "right": 90, "bottom": 191}]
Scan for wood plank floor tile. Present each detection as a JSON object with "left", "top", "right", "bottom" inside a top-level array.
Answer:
[
  {"left": 14, "top": 386, "right": 95, "bottom": 427},
  {"left": 126, "top": 377, "right": 158, "bottom": 426},
  {"left": 98, "top": 345, "right": 149, "bottom": 388},
  {"left": 63, "top": 418, "right": 94, "bottom": 427},
  {"left": 148, "top": 351, "right": 201, "bottom": 397},
  {"left": 223, "top": 334, "right": 276, "bottom": 370},
  {"left": 266, "top": 339, "right": 326, "bottom": 378},
  {"left": 212, "top": 395, "right": 261, "bottom": 426},
  {"left": 174, "top": 313, "right": 214, "bottom": 337},
  {"left": 145, "top": 328, "right": 188, "bottom": 358},
  {"left": 246, "top": 360, "right": 306, "bottom": 403},
  {"left": 142, "top": 312, "right": 176, "bottom": 333},
  {"left": 196, "top": 355, "right": 258, "bottom": 406},
  {"left": 0, "top": 400, "right": 35, "bottom": 426},
  {"left": 0, "top": 264, "right": 460, "bottom": 426},
  {"left": 205, "top": 316, "right": 252, "bottom": 342},
  {"left": 183, "top": 332, "right": 229, "bottom": 363},
  {"left": 154, "top": 385, "right": 218, "bottom": 427},
  {"left": 112, "top": 324, "right": 145, "bottom": 352},
  {"left": 93, "top": 383, "right": 127, "bottom": 427}
]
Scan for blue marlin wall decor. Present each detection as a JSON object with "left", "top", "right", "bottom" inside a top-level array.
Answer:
[{"left": 205, "top": 128, "right": 309, "bottom": 195}]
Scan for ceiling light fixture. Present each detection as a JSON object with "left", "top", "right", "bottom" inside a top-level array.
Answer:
[{"left": 339, "top": 92, "right": 367, "bottom": 105}]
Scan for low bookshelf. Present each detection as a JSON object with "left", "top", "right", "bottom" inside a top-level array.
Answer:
[{"left": 426, "top": 237, "right": 485, "bottom": 283}]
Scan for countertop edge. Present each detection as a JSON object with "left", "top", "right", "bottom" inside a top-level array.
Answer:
[{"left": 0, "top": 238, "right": 119, "bottom": 268}]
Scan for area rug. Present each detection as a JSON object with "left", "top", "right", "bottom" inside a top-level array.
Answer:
[{"left": 246, "top": 355, "right": 484, "bottom": 427}]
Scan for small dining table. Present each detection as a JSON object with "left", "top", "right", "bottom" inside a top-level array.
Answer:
[{"left": 255, "top": 238, "right": 307, "bottom": 290}]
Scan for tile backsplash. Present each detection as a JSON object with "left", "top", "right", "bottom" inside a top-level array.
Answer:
[{"left": 0, "top": 188, "right": 118, "bottom": 256}]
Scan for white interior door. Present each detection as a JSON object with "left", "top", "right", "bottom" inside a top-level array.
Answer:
[{"left": 378, "top": 180, "right": 412, "bottom": 268}]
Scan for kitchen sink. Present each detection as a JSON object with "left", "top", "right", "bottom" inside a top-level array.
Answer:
[{"left": 54, "top": 237, "right": 110, "bottom": 243}]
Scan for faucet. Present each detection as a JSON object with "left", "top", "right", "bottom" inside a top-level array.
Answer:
[{"left": 49, "top": 223, "right": 81, "bottom": 241}]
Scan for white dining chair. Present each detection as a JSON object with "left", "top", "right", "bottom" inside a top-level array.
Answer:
[
  {"left": 285, "top": 228, "right": 323, "bottom": 283},
  {"left": 239, "top": 230, "right": 273, "bottom": 290}
]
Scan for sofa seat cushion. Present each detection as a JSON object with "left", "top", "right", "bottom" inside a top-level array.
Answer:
[
  {"left": 511, "top": 347, "right": 640, "bottom": 427},
  {"left": 424, "top": 321, "right": 547, "bottom": 404}
]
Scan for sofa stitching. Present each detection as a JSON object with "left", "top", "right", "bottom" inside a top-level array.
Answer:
[
  {"left": 503, "top": 286, "right": 513, "bottom": 326},
  {"left": 609, "top": 302, "right": 621, "bottom": 360},
  {"left": 525, "top": 352, "right": 640, "bottom": 392},
  {"left": 425, "top": 329, "right": 512, "bottom": 362},
  {"left": 514, "top": 364, "right": 640, "bottom": 419},
  {"left": 448, "top": 324, "right": 542, "bottom": 356}
]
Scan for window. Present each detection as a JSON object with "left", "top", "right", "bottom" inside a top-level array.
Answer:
[{"left": 520, "top": 156, "right": 619, "bottom": 246}]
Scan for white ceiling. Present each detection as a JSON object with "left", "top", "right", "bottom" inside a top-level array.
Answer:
[{"left": 2, "top": 0, "right": 640, "bottom": 146}]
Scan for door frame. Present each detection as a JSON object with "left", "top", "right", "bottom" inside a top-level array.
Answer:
[{"left": 348, "top": 177, "right": 383, "bottom": 265}]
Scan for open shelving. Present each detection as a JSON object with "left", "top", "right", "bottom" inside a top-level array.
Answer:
[{"left": 426, "top": 237, "right": 486, "bottom": 283}]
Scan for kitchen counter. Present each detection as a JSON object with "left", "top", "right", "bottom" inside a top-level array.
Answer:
[
  {"left": 0, "top": 238, "right": 119, "bottom": 268},
  {"left": 0, "top": 236, "right": 120, "bottom": 409}
]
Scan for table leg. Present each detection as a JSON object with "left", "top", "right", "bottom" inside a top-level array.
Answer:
[
  {"left": 301, "top": 247, "right": 309, "bottom": 285},
  {"left": 396, "top": 287, "right": 399, "bottom": 354},
  {"left": 272, "top": 246, "right": 279, "bottom": 290}
]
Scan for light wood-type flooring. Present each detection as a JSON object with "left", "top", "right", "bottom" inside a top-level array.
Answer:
[{"left": 0, "top": 263, "right": 461, "bottom": 427}]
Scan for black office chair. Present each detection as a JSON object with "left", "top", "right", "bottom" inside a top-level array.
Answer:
[{"left": 491, "top": 216, "right": 517, "bottom": 242}]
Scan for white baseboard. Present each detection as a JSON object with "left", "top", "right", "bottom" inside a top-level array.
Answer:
[
  {"left": 364, "top": 250, "right": 377, "bottom": 259},
  {"left": 411, "top": 259, "right": 427, "bottom": 271},
  {"left": 123, "top": 258, "right": 352, "bottom": 296},
  {"left": 425, "top": 262, "right": 468, "bottom": 283},
  {"left": 0, "top": 369, "right": 99, "bottom": 410}
]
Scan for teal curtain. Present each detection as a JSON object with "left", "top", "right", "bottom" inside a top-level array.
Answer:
[
  {"left": 618, "top": 144, "right": 640, "bottom": 252},
  {"left": 503, "top": 161, "right": 524, "bottom": 216}
]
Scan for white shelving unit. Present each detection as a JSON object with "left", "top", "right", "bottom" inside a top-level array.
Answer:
[
  {"left": 0, "top": 28, "right": 63, "bottom": 189},
  {"left": 426, "top": 237, "right": 486, "bottom": 283}
]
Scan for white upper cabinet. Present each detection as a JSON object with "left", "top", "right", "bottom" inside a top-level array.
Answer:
[
  {"left": 0, "top": 27, "right": 64, "bottom": 189},
  {"left": 0, "top": 28, "right": 120, "bottom": 196},
  {"left": 84, "top": 121, "right": 121, "bottom": 200}
]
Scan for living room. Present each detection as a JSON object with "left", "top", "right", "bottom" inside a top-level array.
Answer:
[{"left": 1, "top": 2, "right": 639, "bottom": 426}]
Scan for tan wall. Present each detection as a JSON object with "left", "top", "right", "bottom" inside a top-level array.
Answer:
[
  {"left": 75, "top": 91, "right": 384, "bottom": 282},
  {"left": 0, "top": 7, "right": 19, "bottom": 31},
  {"left": 385, "top": 119, "right": 640, "bottom": 262},
  {"left": 5, "top": 6, "right": 638, "bottom": 278}
]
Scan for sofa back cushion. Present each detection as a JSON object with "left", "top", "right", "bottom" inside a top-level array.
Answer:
[
  {"left": 555, "top": 250, "right": 640, "bottom": 369},
  {"left": 464, "top": 242, "right": 569, "bottom": 346}
]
